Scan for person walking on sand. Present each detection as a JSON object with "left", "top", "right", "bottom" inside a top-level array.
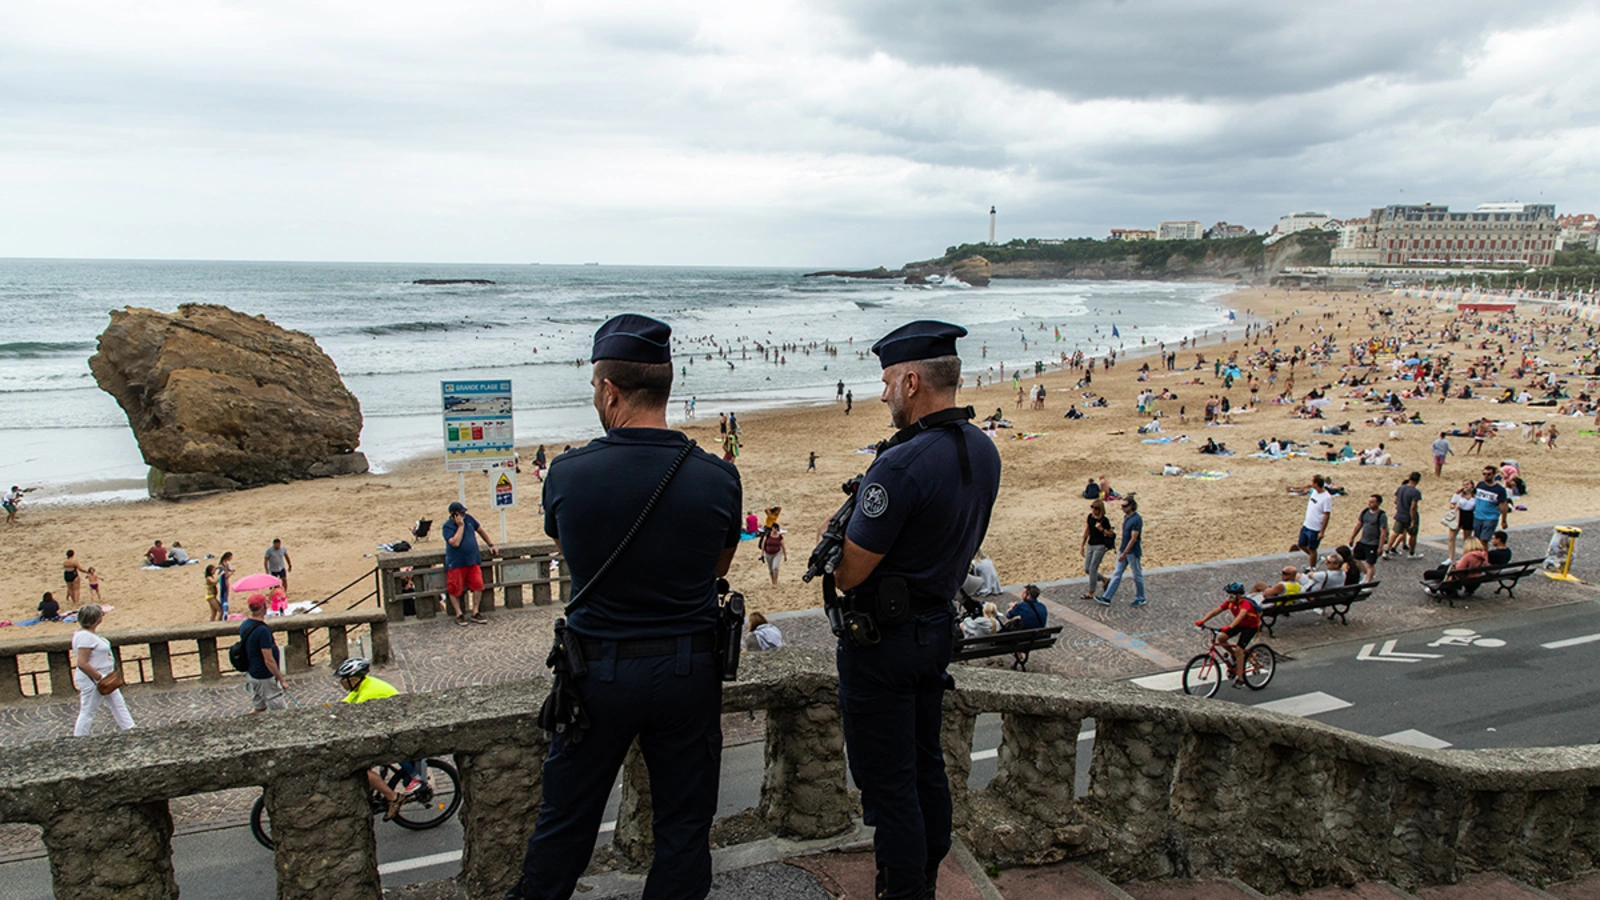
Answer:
[
  {"left": 4, "top": 485, "right": 28, "bottom": 525},
  {"left": 759, "top": 523, "right": 785, "bottom": 585},
  {"left": 1096, "top": 495, "right": 1147, "bottom": 607},
  {"left": 807, "top": 451, "right": 817, "bottom": 472},
  {"left": 1431, "top": 432, "right": 1453, "bottom": 477},
  {"left": 62, "top": 549, "right": 87, "bottom": 606},
  {"left": 263, "top": 539, "right": 292, "bottom": 594},
  {"left": 1292, "top": 474, "right": 1333, "bottom": 569},
  {"left": 72, "top": 604, "right": 135, "bottom": 736},
  {"left": 86, "top": 567, "right": 103, "bottom": 602},
  {"left": 845, "top": 390, "right": 853, "bottom": 415}
]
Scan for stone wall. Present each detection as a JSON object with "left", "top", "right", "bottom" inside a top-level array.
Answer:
[{"left": 2, "top": 650, "right": 1599, "bottom": 898}]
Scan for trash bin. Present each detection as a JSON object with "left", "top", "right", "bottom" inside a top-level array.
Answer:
[{"left": 1545, "top": 525, "right": 1582, "bottom": 582}]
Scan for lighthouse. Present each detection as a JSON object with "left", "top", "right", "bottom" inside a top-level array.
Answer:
[{"left": 988, "top": 206, "right": 996, "bottom": 244}]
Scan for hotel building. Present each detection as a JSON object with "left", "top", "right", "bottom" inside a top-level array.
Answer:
[{"left": 1334, "top": 202, "right": 1558, "bottom": 267}]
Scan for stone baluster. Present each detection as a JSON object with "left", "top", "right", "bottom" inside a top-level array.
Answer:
[
  {"left": 265, "top": 770, "right": 381, "bottom": 900},
  {"left": 1084, "top": 715, "right": 1184, "bottom": 877},
  {"left": 759, "top": 703, "right": 853, "bottom": 839},
  {"left": 556, "top": 557, "right": 572, "bottom": 604},
  {"left": 1384, "top": 777, "right": 1466, "bottom": 887},
  {"left": 940, "top": 711, "right": 977, "bottom": 829},
  {"left": 326, "top": 624, "right": 350, "bottom": 668},
  {"left": 196, "top": 636, "right": 221, "bottom": 681},
  {"left": 47, "top": 649, "right": 74, "bottom": 698},
  {"left": 963, "top": 712, "right": 1082, "bottom": 861},
  {"left": 368, "top": 620, "right": 392, "bottom": 664},
  {"left": 149, "top": 641, "right": 175, "bottom": 686},
  {"left": 614, "top": 740, "right": 655, "bottom": 869},
  {"left": 0, "top": 655, "right": 22, "bottom": 702},
  {"left": 479, "top": 562, "right": 497, "bottom": 612},
  {"left": 40, "top": 799, "right": 178, "bottom": 899},
  {"left": 459, "top": 731, "right": 550, "bottom": 898},
  {"left": 284, "top": 627, "right": 311, "bottom": 674}
]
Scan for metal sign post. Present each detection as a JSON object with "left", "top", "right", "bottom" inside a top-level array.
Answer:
[{"left": 491, "top": 465, "right": 517, "bottom": 542}]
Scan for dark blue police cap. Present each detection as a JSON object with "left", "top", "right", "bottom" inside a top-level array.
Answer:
[
  {"left": 592, "top": 314, "right": 672, "bottom": 364},
  {"left": 870, "top": 320, "right": 968, "bottom": 369}
]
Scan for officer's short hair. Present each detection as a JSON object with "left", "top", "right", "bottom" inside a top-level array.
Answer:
[
  {"left": 594, "top": 359, "right": 673, "bottom": 407},
  {"left": 911, "top": 355, "right": 962, "bottom": 392}
]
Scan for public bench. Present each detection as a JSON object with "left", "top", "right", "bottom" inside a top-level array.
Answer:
[
  {"left": 1258, "top": 580, "right": 1379, "bottom": 637},
  {"left": 953, "top": 625, "right": 1064, "bottom": 671},
  {"left": 1421, "top": 557, "right": 1543, "bottom": 607}
]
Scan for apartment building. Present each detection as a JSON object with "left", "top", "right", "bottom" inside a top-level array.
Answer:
[
  {"left": 1338, "top": 202, "right": 1558, "bottom": 267},
  {"left": 1156, "top": 221, "right": 1203, "bottom": 241}
]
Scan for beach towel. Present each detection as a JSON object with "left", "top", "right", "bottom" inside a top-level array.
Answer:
[
  {"left": 1199, "top": 449, "right": 1236, "bottom": 456},
  {"left": 142, "top": 560, "right": 200, "bottom": 570},
  {"left": 1140, "top": 436, "right": 1188, "bottom": 444},
  {"left": 1185, "top": 471, "right": 1231, "bottom": 480},
  {"left": 1012, "top": 432, "right": 1048, "bottom": 440},
  {"left": 854, "top": 446, "right": 878, "bottom": 454}
]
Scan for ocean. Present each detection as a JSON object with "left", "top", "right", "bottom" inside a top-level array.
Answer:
[{"left": 0, "top": 259, "right": 1237, "bottom": 504}]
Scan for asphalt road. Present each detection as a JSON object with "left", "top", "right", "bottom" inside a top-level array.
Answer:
[{"left": 5, "top": 598, "right": 1598, "bottom": 899}]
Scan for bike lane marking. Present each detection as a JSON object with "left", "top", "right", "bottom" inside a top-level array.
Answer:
[
  {"left": 1252, "top": 691, "right": 1351, "bottom": 717},
  {"left": 1379, "top": 729, "right": 1452, "bottom": 749},
  {"left": 1541, "top": 632, "right": 1600, "bottom": 650}
]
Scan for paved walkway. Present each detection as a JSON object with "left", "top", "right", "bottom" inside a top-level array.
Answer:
[{"left": 3, "top": 520, "right": 1595, "bottom": 863}]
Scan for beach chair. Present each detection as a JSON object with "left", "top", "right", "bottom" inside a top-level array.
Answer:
[{"left": 411, "top": 519, "right": 433, "bottom": 542}]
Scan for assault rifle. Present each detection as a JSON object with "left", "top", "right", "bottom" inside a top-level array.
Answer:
[{"left": 803, "top": 475, "right": 862, "bottom": 585}]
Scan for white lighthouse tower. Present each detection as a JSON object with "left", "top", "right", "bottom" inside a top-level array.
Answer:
[{"left": 988, "top": 206, "right": 996, "bottom": 244}]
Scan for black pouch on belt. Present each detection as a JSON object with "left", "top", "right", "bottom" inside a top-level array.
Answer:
[
  {"left": 873, "top": 575, "right": 911, "bottom": 628},
  {"left": 537, "top": 617, "right": 591, "bottom": 743}
]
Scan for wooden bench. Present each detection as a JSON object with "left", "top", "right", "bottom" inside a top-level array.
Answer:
[
  {"left": 1258, "top": 580, "right": 1379, "bottom": 637},
  {"left": 1420, "top": 557, "right": 1543, "bottom": 608},
  {"left": 953, "top": 625, "right": 1064, "bottom": 671}
]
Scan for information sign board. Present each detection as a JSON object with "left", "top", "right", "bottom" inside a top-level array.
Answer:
[{"left": 442, "top": 380, "right": 514, "bottom": 472}]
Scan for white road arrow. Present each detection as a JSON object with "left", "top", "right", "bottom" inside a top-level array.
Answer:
[{"left": 1356, "top": 639, "right": 1445, "bottom": 663}]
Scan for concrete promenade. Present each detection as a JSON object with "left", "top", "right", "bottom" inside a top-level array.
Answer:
[{"left": 3, "top": 517, "right": 1598, "bottom": 896}]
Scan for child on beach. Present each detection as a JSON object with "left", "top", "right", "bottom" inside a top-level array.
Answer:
[
  {"left": 86, "top": 567, "right": 102, "bottom": 601},
  {"left": 204, "top": 566, "right": 222, "bottom": 622}
]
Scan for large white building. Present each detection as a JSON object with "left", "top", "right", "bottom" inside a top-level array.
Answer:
[
  {"left": 1156, "top": 221, "right": 1203, "bottom": 241},
  {"left": 1274, "top": 211, "right": 1333, "bottom": 236}
]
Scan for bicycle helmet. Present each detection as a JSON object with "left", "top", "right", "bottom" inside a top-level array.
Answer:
[
  {"left": 1225, "top": 581, "right": 1245, "bottom": 596},
  {"left": 334, "top": 657, "right": 371, "bottom": 680}
]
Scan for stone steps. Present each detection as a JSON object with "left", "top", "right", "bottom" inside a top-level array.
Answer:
[
  {"left": 1120, "top": 876, "right": 1269, "bottom": 899},
  {"left": 1412, "top": 873, "right": 1562, "bottom": 899}
]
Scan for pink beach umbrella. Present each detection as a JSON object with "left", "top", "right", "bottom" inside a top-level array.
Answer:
[{"left": 231, "top": 573, "right": 282, "bottom": 593}]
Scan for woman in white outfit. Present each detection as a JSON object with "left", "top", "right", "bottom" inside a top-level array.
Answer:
[{"left": 72, "top": 604, "right": 135, "bottom": 737}]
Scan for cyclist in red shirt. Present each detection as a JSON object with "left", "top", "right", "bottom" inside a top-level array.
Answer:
[{"left": 1195, "top": 582, "right": 1261, "bottom": 689}]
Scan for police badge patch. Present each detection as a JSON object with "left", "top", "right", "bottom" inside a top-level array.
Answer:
[{"left": 860, "top": 483, "right": 889, "bottom": 518}]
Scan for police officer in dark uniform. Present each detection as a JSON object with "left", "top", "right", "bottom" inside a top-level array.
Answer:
[
  {"left": 829, "top": 320, "right": 1001, "bottom": 900},
  {"left": 509, "top": 314, "right": 742, "bottom": 900}
]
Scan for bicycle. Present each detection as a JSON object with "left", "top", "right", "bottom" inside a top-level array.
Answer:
[
  {"left": 1182, "top": 626, "right": 1276, "bottom": 698},
  {"left": 249, "top": 757, "right": 462, "bottom": 850}
]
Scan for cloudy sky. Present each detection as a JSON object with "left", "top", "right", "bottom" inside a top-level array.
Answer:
[{"left": 3, "top": 1, "right": 1597, "bottom": 266}]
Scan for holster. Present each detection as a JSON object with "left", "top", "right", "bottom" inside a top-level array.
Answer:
[
  {"left": 715, "top": 590, "right": 745, "bottom": 682},
  {"left": 537, "top": 617, "right": 592, "bottom": 742},
  {"left": 826, "top": 576, "right": 911, "bottom": 647}
]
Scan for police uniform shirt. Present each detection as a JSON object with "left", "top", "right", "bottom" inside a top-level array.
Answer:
[
  {"left": 846, "top": 421, "right": 1001, "bottom": 602},
  {"left": 543, "top": 428, "right": 742, "bottom": 640}
]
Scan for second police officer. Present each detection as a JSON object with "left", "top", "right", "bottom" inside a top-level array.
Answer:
[
  {"left": 507, "top": 314, "right": 742, "bottom": 900},
  {"left": 828, "top": 320, "right": 1001, "bottom": 900}
]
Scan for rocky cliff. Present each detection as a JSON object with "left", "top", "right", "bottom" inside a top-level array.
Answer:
[{"left": 89, "top": 304, "right": 367, "bottom": 499}]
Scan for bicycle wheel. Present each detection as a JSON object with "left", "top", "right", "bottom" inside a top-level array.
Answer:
[
  {"left": 1243, "top": 644, "right": 1276, "bottom": 690},
  {"left": 1182, "top": 653, "right": 1222, "bottom": 698},
  {"left": 249, "top": 795, "right": 275, "bottom": 851},
  {"left": 390, "top": 759, "right": 462, "bottom": 831}
]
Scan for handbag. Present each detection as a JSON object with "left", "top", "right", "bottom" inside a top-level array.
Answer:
[
  {"left": 96, "top": 670, "right": 126, "bottom": 695},
  {"left": 1441, "top": 507, "right": 1457, "bottom": 528},
  {"left": 538, "top": 439, "right": 698, "bottom": 743}
]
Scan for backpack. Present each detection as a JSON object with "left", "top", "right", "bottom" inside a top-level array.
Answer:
[
  {"left": 761, "top": 529, "right": 783, "bottom": 555},
  {"left": 229, "top": 620, "right": 265, "bottom": 673}
]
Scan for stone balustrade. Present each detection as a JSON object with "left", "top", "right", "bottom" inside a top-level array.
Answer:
[
  {"left": 0, "top": 610, "right": 390, "bottom": 702},
  {"left": 376, "top": 541, "right": 569, "bottom": 621},
  {"left": 2, "top": 648, "right": 1598, "bottom": 899}
]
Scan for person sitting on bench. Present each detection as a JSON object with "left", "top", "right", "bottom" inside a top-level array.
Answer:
[
  {"left": 1251, "top": 566, "right": 1303, "bottom": 602},
  {"left": 1424, "top": 538, "right": 1489, "bottom": 597},
  {"left": 1487, "top": 530, "right": 1512, "bottom": 566},
  {"left": 1003, "top": 585, "right": 1047, "bottom": 631},
  {"left": 960, "top": 602, "right": 1002, "bottom": 639}
]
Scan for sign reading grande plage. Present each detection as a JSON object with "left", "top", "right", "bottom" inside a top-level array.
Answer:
[{"left": 442, "top": 380, "right": 514, "bottom": 472}]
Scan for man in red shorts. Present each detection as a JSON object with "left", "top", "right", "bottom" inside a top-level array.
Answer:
[{"left": 443, "top": 501, "right": 497, "bottom": 626}]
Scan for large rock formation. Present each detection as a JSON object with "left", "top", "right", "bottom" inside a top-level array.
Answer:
[
  {"left": 89, "top": 304, "right": 367, "bottom": 499},
  {"left": 949, "top": 255, "right": 992, "bottom": 287}
]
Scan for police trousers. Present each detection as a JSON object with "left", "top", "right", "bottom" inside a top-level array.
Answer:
[
  {"left": 837, "top": 609, "right": 954, "bottom": 900},
  {"left": 514, "top": 646, "right": 722, "bottom": 900}
]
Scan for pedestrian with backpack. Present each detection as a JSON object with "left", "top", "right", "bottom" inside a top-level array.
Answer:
[
  {"left": 237, "top": 594, "right": 287, "bottom": 712},
  {"left": 760, "top": 524, "right": 785, "bottom": 585}
]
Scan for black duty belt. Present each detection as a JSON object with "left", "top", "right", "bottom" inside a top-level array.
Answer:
[
  {"left": 911, "top": 595, "right": 953, "bottom": 614},
  {"left": 579, "top": 632, "right": 716, "bottom": 661}
]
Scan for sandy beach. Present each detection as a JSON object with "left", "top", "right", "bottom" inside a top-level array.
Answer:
[{"left": 4, "top": 286, "right": 1594, "bottom": 637}]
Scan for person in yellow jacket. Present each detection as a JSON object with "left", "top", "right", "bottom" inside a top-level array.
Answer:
[{"left": 335, "top": 657, "right": 421, "bottom": 820}]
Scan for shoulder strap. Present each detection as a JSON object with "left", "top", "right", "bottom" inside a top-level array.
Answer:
[
  {"left": 874, "top": 406, "right": 976, "bottom": 484},
  {"left": 563, "top": 438, "right": 698, "bottom": 615}
]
